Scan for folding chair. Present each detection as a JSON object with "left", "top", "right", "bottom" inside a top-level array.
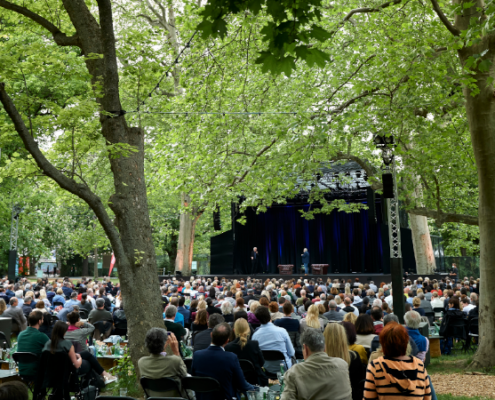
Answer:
[
  {"left": 465, "top": 317, "right": 479, "bottom": 352},
  {"left": 13, "top": 352, "right": 38, "bottom": 391},
  {"left": 239, "top": 359, "right": 258, "bottom": 385},
  {"left": 79, "top": 309, "right": 89, "bottom": 320},
  {"left": 96, "top": 397, "right": 138, "bottom": 400},
  {"left": 182, "top": 377, "right": 222, "bottom": 399},
  {"left": 140, "top": 377, "right": 182, "bottom": 399}
]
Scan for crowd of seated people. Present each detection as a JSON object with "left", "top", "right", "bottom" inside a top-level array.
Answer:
[{"left": 0, "top": 272, "right": 480, "bottom": 398}]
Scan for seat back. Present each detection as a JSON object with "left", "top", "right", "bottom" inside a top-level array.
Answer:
[
  {"left": 93, "top": 321, "right": 113, "bottom": 340},
  {"left": 444, "top": 314, "right": 467, "bottom": 339},
  {"left": 0, "top": 331, "right": 8, "bottom": 348},
  {"left": 262, "top": 350, "right": 285, "bottom": 362},
  {"left": 287, "top": 330, "right": 303, "bottom": 358},
  {"left": 183, "top": 358, "right": 193, "bottom": 374},
  {"left": 96, "top": 397, "right": 138, "bottom": 400},
  {"left": 140, "top": 377, "right": 181, "bottom": 398},
  {"left": 79, "top": 309, "right": 89, "bottom": 319},
  {"left": 239, "top": 359, "right": 258, "bottom": 385},
  {"left": 181, "top": 376, "right": 222, "bottom": 396},
  {"left": 53, "top": 302, "right": 64, "bottom": 307},
  {"left": 469, "top": 317, "right": 479, "bottom": 336},
  {"left": 425, "top": 311, "right": 435, "bottom": 325},
  {"left": 13, "top": 352, "right": 38, "bottom": 365}
]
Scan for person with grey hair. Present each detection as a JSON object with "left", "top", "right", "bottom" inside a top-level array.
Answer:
[
  {"left": 323, "top": 300, "right": 345, "bottom": 321},
  {"left": 221, "top": 300, "right": 234, "bottom": 323},
  {"left": 15, "top": 290, "right": 25, "bottom": 308},
  {"left": 3, "top": 297, "right": 27, "bottom": 333},
  {"left": 22, "top": 297, "right": 33, "bottom": 318},
  {"left": 281, "top": 328, "right": 352, "bottom": 400},
  {"left": 418, "top": 292, "right": 433, "bottom": 315},
  {"left": 138, "top": 328, "right": 188, "bottom": 398},
  {"left": 164, "top": 305, "right": 186, "bottom": 343},
  {"left": 405, "top": 310, "right": 428, "bottom": 362}
]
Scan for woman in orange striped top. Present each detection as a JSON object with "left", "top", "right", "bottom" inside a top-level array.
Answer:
[{"left": 364, "top": 323, "right": 431, "bottom": 400}]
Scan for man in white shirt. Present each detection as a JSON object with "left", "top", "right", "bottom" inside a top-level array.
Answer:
[
  {"left": 385, "top": 289, "right": 394, "bottom": 308},
  {"left": 461, "top": 298, "right": 475, "bottom": 314},
  {"left": 369, "top": 281, "right": 378, "bottom": 293}
]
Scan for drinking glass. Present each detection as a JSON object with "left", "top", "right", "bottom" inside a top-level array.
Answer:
[
  {"left": 119, "top": 388, "right": 127, "bottom": 397},
  {"left": 247, "top": 390, "right": 261, "bottom": 400},
  {"left": 277, "top": 372, "right": 284, "bottom": 386},
  {"left": 267, "top": 391, "right": 279, "bottom": 400}
]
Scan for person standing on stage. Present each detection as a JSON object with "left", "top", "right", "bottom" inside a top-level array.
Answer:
[
  {"left": 251, "top": 247, "right": 259, "bottom": 274},
  {"left": 301, "top": 248, "right": 310, "bottom": 274}
]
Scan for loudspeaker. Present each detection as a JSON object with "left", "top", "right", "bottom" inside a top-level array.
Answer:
[
  {"left": 366, "top": 188, "right": 376, "bottom": 223},
  {"left": 8, "top": 250, "right": 17, "bottom": 283},
  {"left": 213, "top": 208, "right": 221, "bottom": 231},
  {"left": 382, "top": 173, "right": 394, "bottom": 198}
]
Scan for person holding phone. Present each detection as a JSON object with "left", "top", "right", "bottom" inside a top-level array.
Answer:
[{"left": 138, "top": 329, "right": 189, "bottom": 398}]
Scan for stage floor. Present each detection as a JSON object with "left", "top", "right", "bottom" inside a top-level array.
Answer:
[{"left": 160, "top": 272, "right": 393, "bottom": 282}]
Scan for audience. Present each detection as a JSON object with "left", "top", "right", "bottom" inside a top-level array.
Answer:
[
  {"left": 299, "top": 304, "right": 326, "bottom": 333},
  {"left": 64, "top": 311, "right": 95, "bottom": 352},
  {"left": 164, "top": 305, "right": 187, "bottom": 342},
  {"left": 355, "top": 314, "right": 376, "bottom": 348},
  {"left": 364, "top": 323, "right": 432, "bottom": 400},
  {"left": 342, "top": 321, "right": 367, "bottom": 364},
  {"left": 191, "top": 309, "right": 209, "bottom": 333},
  {"left": 252, "top": 306, "right": 295, "bottom": 374},
  {"left": 17, "top": 311, "right": 49, "bottom": 382},
  {"left": 225, "top": 318, "right": 268, "bottom": 386},
  {"left": 138, "top": 329, "right": 188, "bottom": 398},
  {"left": 192, "top": 323, "right": 255, "bottom": 400},
  {"left": 193, "top": 314, "right": 225, "bottom": 353},
  {"left": 324, "top": 323, "right": 365, "bottom": 400},
  {"left": 3, "top": 297, "right": 27, "bottom": 333}
]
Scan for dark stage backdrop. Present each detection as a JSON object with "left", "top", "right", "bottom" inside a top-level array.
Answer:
[
  {"left": 211, "top": 202, "right": 417, "bottom": 275},
  {"left": 233, "top": 203, "right": 385, "bottom": 274}
]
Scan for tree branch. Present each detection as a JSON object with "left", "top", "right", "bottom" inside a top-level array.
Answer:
[
  {"left": 409, "top": 207, "right": 478, "bottom": 226},
  {"left": 343, "top": 0, "right": 404, "bottom": 21},
  {"left": 0, "top": 0, "right": 80, "bottom": 46},
  {"left": 0, "top": 82, "right": 125, "bottom": 258},
  {"left": 429, "top": 0, "right": 461, "bottom": 36},
  {"left": 231, "top": 139, "right": 277, "bottom": 186}
]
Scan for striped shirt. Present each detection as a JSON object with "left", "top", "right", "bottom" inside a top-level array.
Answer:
[{"left": 364, "top": 356, "right": 431, "bottom": 400}]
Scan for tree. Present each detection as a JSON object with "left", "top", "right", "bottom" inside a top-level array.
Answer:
[
  {"left": 0, "top": 0, "right": 163, "bottom": 369},
  {"left": 198, "top": 0, "right": 492, "bottom": 367}
]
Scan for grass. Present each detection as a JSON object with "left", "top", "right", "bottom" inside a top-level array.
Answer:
[{"left": 438, "top": 395, "right": 493, "bottom": 400}]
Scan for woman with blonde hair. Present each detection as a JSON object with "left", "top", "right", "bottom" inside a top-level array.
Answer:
[
  {"left": 324, "top": 323, "right": 365, "bottom": 400},
  {"left": 39, "top": 289, "right": 51, "bottom": 309},
  {"left": 300, "top": 304, "right": 326, "bottom": 333},
  {"left": 0, "top": 299, "right": 6, "bottom": 316},
  {"left": 225, "top": 318, "right": 268, "bottom": 386},
  {"left": 343, "top": 312, "right": 357, "bottom": 325}
]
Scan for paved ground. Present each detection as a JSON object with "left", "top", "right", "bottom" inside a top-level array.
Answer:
[{"left": 432, "top": 373, "right": 495, "bottom": 398}]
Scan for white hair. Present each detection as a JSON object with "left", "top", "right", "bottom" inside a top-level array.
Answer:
[
  {"left": 372, "top": 299, "right": 382, "bottom": 308},
  {"left": 221, "top": 301, "right": 233, "bottom": 315},
  {"left": 15, "top": 290, "right": 23, "bottom": 298}
]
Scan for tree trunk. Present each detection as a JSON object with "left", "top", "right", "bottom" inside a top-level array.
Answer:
[
  {"left": 175, "top": 194, "right": 200, "bottom": 275},
  {"left": 457, "top": 39, "right": 495, "bottom": 368},
  {"left": 82, "top": 256, "right": 89, "bottom": 276},
  {"left": 409, "top": 214, "right": 436, "bottom": 274}
]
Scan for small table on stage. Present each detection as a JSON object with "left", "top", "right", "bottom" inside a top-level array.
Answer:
[
  {"left": 312, "top": 264, "right": 329, "bottom": 275},
  {"left": 278, "top": 265, "right": 294, "bottom": 275}
]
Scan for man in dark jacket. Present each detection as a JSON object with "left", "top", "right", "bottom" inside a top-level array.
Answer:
[
  {"left": 22, "top": 297, "right": 33, "bottom": 318},
  {"left": 301, "top": 248, "right": 310, "bottom": 274},
  {"left": 206, "top": 298, "right": 221, "bottom": 315},
  {"left": 192, "top": 323, "right": 255, "bottom": 400},
  {"left": 193, "top": 314, "right": 224, "bottom": 353}
]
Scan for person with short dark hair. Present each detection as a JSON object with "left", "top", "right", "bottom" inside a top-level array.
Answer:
[
  {"left": 274, "top": 302, "right": 300, "bottom": 332},
  {"left": 355, "top": 314, "right": 375, "bottom": 348},
  {"left": 192, "top": 323, "right": 255, "bottom": 400},
  {"left": 17, "top": 311, "right": 49, "bottom": 380},
  {"left": 370, "top": 307, "right": 384, "bottom": 334},
  {"left": 193, "top": 314, "right": 225, "bottom": 353},
  {"left": 364, "top": 323, "right": 432, "bottom": 400},
  {"left": 138, "top": 328, "right": 188, "bottom": 398},
  {"left": 0, "top": 381, "right": 29, "bottom": 400},
  {"left": 252, "top": 306, "right": 295, "bottom": 374},
  {"left": 177, "top": 296, "right": 190, "bottom": 323}
]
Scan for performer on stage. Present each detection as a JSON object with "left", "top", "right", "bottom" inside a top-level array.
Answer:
[
  {"left": 301, "top": 248, "right": 310, "bottom": 274},
  {"left": 251, "top": 247, "right": 259, "bottom": 274}
]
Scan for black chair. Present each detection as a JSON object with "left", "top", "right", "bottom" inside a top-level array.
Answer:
[
  {"left": 465, "top": 317, "right": 479, "bottom": 352},
  {"left": 183, "top": 358, "right": 193, "bottom": 375},
  {"left": 182, "top": 377, "right": 222, "bottom": 399},
  {"left": 113, "top": 320, "right": 128, "bottom": 336},
  {"left": 261, "top": 350, "right": 287, "bottom": 379},
  {"left": 53, "top": 301, "right": 64, "bottom": 307},
  {"left": 93, "top": 321, "right": 113, "bottom": 340},
  {"left": 13, "top": 352, "right": 38, "bottom": 391},
  {"left": 0, "top": 331, "right": 8, "bottom": 348},
  {"left": 140, "top": 377, "right": 182, "bottom": 399},
  {"left": 433, "top": 307, "right": 444, "bottom": 320},
  {"left": 425, "top": 311, "right": 435, "bottom": 325},
  {"left": 239, "top": 359, "right": 258, "bottom": 385},
  {"left": 79, "top": 309, "right": 89, "bottom": 320},
  {"left": 287, "top": 330, "right": 303, "bottom": 359},
  {"left": 96, "top": 397, "right": 138, "bottom": 400},
  {"left": 365, "top": 347, "right": 371, "bottom": 360}
]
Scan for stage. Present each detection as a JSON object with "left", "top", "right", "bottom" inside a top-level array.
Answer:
[{"left": 159, "top": 273, "right": 446, "bottom": 283}]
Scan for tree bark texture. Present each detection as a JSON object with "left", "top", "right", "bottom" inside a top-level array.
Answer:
[
  {"left": 175, "top": 194, "right": 200, "bottom": 275},
  {"left": 82, "top": 257, "right": 89, "bottom": 276},
  {"left": 0, "top": 0, "right": 164, "bottom": 371},
  {"left": 451, "top": 3, "right": 495, "bottom": 367},
  {"left": 409, "top": 213, "right": 436, "bottom": 274}
]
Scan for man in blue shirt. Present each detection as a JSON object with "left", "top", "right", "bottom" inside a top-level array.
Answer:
[
  {"left": 252, "top": 306, "right": 295, "bottom": 374},
  {"left": 64, "top": 292, "right": 80, "bottom": 309},
  {"left": 62, "top": 282, "right": 73, "bottom": 299},
  {"left": 52, "top": 289, "right": 66, "bottom": 305},
  {"left": 177, "top": 297, "right": 190, "bottom": 325}
]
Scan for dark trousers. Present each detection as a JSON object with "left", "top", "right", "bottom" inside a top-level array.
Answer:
[
  {"left": 251, "top": 260, "right": 259, "bottom": 274},
  {"left": 77, "top": 350, "right": 104, "bottom": 376}
]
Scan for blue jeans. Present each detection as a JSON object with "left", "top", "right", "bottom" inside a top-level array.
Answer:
[
  {"left": 428, "top": 375, "right": 437, "bottom": 400},
  {"left": 304, "top": 263, "right": 309, "bottom": 274}
]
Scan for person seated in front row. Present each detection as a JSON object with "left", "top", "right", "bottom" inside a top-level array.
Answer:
[
  {"left": 282, "top": 327, "right": 353, "bottom": 400},
  {"left": 192, "top": 323, "right": 256, "bottom": 400},
  {"left": 138, "top": 329, "right": 188, "bottom": 398},
  {"left": 43, "top": 321, "right": 115, "bottom": 384}
]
